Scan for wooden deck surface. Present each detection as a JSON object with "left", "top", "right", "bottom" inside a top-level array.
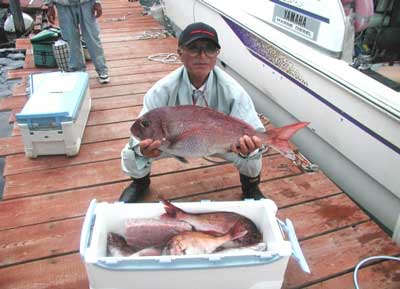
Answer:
[{"left": 1, "top": 1, "right": 399, "bottom": 288}]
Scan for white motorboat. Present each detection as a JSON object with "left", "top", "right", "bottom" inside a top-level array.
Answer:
[{"left": 149, "top": 0, "right": 400, "bottom": 241}]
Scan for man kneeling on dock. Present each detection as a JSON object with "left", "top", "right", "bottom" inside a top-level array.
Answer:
[{"left": 120, "top": 22, "right": 265, "bottom": 202}]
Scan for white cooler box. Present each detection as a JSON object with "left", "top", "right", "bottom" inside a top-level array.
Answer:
[
  {"left": 16, "top": 71, "right": 91, "bottom": 158},
  {"left": 80, "top": 199, "right": 310, "bottom": 289}
]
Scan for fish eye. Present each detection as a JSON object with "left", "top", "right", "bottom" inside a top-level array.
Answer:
[{"left": 140, "top": 119, "right": 151, "bottom": 128}]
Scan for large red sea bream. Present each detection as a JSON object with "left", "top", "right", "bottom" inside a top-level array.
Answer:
[
  {"left": 131, "top": 105, "right": 309, "bottom": 160},
  {"left": 163, "top": 222, "right": 248, "bottom": 255},
  {"left": 161, "top": 199, "right": 261, "bottom": 247}
]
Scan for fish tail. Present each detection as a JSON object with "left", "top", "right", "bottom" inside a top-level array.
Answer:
[
  {"left": 160, "top": 199, "right": 185, "bottom": 218},
  {"left": 260, "top": 121, "right": 309, "bottom": 160}
]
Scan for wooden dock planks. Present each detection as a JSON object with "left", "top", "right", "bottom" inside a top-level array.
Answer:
[
  {"left": 283, "top": 221, "right": 400, "bottom": 288},
  {"left": 0, "top": 1, "right": 399, "bottom": 289}
]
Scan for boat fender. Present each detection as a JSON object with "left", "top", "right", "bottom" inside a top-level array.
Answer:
[{"left": 354, "top": 0, "right": 374, "bottom": 32}]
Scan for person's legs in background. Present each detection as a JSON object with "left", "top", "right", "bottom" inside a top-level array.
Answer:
[
  {"left": 78, "top": 0, "right": 109, "bottom": 83},
  {"left": 56, "top": 3, "right": 86, "bottom": 72}
]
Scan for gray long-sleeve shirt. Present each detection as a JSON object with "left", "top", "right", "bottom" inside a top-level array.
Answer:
[{"left": 140, "top": 66, "right": 263, "bottom": 127}]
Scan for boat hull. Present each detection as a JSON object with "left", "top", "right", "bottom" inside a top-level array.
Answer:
[{"left": 160, "top": 0, "right": 400, "bottom": 236}]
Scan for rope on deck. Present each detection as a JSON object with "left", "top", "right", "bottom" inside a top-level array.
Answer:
[
  {"left": 147, "top": 53, "right": 181, "bottom": 64},
  {"left": 104, "top": 12, "right": 134, "bottom": 22},
  {"left": 258, "top": 113, "right": 319, "bottom": 173},
  {"left": 133, "top": 29, "right": 172, "bottom": 40}
]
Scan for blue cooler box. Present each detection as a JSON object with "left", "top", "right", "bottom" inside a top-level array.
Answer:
[{"left": 16, "top": 71, "right": 91, "bottom": 158}]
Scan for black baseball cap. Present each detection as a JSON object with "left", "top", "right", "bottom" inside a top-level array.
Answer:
[{"left": 178, "top": 22, "right": 220, "bottom": 48}]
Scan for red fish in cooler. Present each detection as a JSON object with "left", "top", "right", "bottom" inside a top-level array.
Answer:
[
  {"left": 164, "top": 222, "right": 248, "bottom": 255},
  {"left": 161, "top": 199, "right": 262, "bottom": 247},
  {"left": 124, "top": 218, "right": 192, "bottom": 251},
  {"left": 107, "top": 232, "right": 163, "bottom": 257}
]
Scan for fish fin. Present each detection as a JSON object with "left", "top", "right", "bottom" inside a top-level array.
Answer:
[
  {"left": 231, "top": 229, "right": 248, "bottom": 241},
  {"left": 168, "top": 129, "right": 201, "bottom": 149},
  {"left": 263, "top": 122, "right": 309, "bottom": 160},
  {"left": 198, "top": 230, "right": 224, "bottom": 237},
  {"left": 173, "top": 156, "right": 189, "bottom": 163},
  {"left": 168, "top": 128, "right": 212, "bottom": 157},
  {"left": 229, "top": 222, "right": 248, "bottom": 241},
  {"left": 160, "top": 199, "right": 185, "bottom": 218},
  {"left": 161, "top": 152, "right": 189, "bottom": 163},
  {"left": 159, "top": 213, "right": 172, "bottom": 220},
  {"left": 132, "top": 247, "right": 163, "bottom": 257}
]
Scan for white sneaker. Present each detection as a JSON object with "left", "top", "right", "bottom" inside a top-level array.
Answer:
[{"left": 98, "top": 73, "right": 110, "bottom": 84}]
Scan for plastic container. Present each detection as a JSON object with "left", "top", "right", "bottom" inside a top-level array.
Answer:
[
  {"left": 30, "top": 27, "right": 61, "bottom": 67},
  {"left": 53, "top": 39, "right": 70, "bottom": 71},
  {"left": 16, "top": 71, "right": 91, "bottom": 158},
  {"left": 80, "top": 199, "right": 310, "bottom": 289}
]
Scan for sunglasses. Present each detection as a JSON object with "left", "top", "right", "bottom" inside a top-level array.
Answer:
[{"left": 183, "top": 42, "right": 220, "bottom": 57}]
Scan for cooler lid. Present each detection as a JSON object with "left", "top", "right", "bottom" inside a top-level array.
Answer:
[
  {"left": 16, "top": 71, "right": 89, "bottom": 128},
  {"left": 30, "top": 27, "right": 60, "bottom": 43}
]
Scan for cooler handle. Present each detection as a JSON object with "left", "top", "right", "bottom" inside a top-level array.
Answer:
[
  {"left": 79, "top": 199, "right": 97, "bottom": 259},
  {"left": 277, "top": 218, "right": 311, "bottom": 274}
]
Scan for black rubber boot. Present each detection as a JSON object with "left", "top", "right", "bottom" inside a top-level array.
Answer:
[
  {"left": 119, "top": 174, "right": 150, "bottom": 203},
  {"left": 240, "top": 174, "right": 265, "bottom": 200}
]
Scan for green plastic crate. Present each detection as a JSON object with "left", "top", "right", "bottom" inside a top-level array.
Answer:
[
  {"left": 31, "top": 28, "right": 61, "bottom": 68},
  {"left": 32, "top": 42, "right": 57, "bottom": 67}
]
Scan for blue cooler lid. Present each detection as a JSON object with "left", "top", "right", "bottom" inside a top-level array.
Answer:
[{"left": 16, "top": 71, "right": 89, "bottom": 129}]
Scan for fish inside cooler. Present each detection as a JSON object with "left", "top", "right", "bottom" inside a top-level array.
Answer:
[
  {"left": 83, "top": 200, "right": 292, "bottom": 263},
  {"left": 80, "top": 200, "right": 310, "bottom": 289},
  {"left": 106, "top": 200, "right": 266, "bottom": 257}
]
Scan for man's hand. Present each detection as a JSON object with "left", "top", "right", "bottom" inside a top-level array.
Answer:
[
  {"left": 231, "top": 135, "right": 262, "bottom": 156},
  {"left": 47, "top": 6, "right": 56, "bottom": 24},
  {"left": 139, "top": 139, "right": 162, "bottom": 158},
  {"left": 93, "top": 3, "right": 102, "bottom": 18}
]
